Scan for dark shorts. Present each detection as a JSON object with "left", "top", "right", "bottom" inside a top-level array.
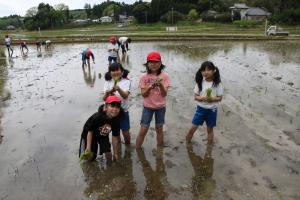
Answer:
[
  {"left": 6, "top": 44, "right": 11, "bottom": 48},
  {"left": 192, "top": 106, "right": 217, "bottom": 128},
  {"left": 82, "top": 130, "right": 111, "bottom": 155},
  {"left": 140, "top": 106, "right": 166, "bottom": 127},
  {"left": 120, "top": 111, "right": 130, "bottom": 131},
  {"left": 108, "top": 56, "right": 117, "bottom": 63},
  {"left": 95, "top": 135, "right": 111, "bottom": 154}
]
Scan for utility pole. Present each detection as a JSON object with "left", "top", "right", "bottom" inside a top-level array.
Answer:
[
  {"left": 171, "top": 7, "right": 174, "bottom": 25},
  {"left": 145, "top": 11, "right": 147, "bottom": 24}
]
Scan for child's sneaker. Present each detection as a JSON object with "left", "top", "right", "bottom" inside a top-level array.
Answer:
[{"left": 80, "top": 150, "right": 93, "bottom": 161}]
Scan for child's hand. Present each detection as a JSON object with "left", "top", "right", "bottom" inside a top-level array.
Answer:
[
  {"left": 197, "top": 96, "right": 206, "bottom": 102},
  {"left": 206, "top": 97, "right": 213, "bottom": 103},
  {"left": 113, "top": 85, "right": 120, "bottom": 91}
]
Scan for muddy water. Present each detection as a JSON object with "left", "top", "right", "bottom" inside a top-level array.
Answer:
[{"left": 0, "top": 41, "right": 299, "bottom": 200}]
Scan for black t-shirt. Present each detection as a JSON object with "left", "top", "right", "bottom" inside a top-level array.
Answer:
[{"left": 83, "top": 105, "right": 121, "bottom": 138}]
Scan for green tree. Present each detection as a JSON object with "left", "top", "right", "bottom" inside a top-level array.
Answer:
[
  {"left": 103, "top": 4, "right": 121, "bottom": 21},
  {"left": 132, "top": 3, "right": 149, "bottom": 23},
  {"left": 84, "top": 3, "right": 92, "bottom": 19},
  {"left": 160, "top": 10, "right": 186, "bottom": 24},
  {"left": 188, "top": 9, "right": 199, "bottom": 20}
]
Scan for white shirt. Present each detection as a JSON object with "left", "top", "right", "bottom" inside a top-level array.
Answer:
[
  {"left": 118, "top": 37, "right": 128, "bottom": 45},
  {"left": 103, "top": 78, "right": 131, "bottom": 112},
  {"left": 107, "top": 43, "right": 119, "bottom": 57},
  {"left": 5, "top": 37, "right": 11, "bottom": 45},
  {"left": 194, "top": 80, "right": 224, "bottom": 109}
]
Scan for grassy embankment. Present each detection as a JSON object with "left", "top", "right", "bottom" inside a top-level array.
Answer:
[{"left": 1, "top": 22, "right": 300, "bottom": 43}]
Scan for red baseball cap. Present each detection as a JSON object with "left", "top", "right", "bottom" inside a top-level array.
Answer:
[
  {"left": 147, "top": 51, "right": 161, "bottom": 62},
  {"left": 86, "top": 50, "right": 91, "bottom": 57},
  {"left": 109, "top": 36, "right": 116, "bottom": 42},
  {"left": 105, "top": 96, "right": 122, "bottom": 104}
]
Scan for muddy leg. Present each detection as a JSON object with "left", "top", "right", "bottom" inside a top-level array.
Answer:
[
  {"left": 186, "top": 124, "right": 198, "bottom": 143},
  {"left": 207, "top": 127, "right": 214, "bottom": 144},
  {"left": 155, "top": 125, "right": 164, "bottom": 147},
  {"left": 136, "top": 126, "right": 149, "bottom": 149},
  {"left": 122, "top": 130, "right": 131, "bottom": 144}
]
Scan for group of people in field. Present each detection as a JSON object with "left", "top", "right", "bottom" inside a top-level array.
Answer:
[
  {"left": 80, "top": 35, "right": 224, "bottom": 162},
  {"left": 4, "top": 34, "right": 52, "bottom": 57}
]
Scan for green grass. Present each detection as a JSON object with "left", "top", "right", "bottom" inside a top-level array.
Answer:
[{"left": 1, "top": 22, "right": 299, "bottom": 41}]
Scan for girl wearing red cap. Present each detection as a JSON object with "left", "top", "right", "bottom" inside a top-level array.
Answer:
[
  {"left": 79, "top": 96, "right": 124, "bottom": 161},
  {"left": 136, "top": 51, "right": 170, "bottom": 149}
]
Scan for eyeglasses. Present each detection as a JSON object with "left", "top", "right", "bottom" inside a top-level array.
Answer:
[{"left": 108, "top": 102, "right": 121, "bottom": 108}]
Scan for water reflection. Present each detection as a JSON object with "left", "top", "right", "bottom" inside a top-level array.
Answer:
[
  {"left": 82, "top": 66, "right": 96, "bottom": 87},
  {"left": 160, "top": 42, "right": 234, "bottom": 61},
  {"left": 120, "top": 54, "right": 130, "bottom": 69},
  {"left": 186, "top": 143, "right": 215, "bottom": 199},
  {"left": 136, "top": 148, "right": 168, "bottom": 200},
  {"left": 0, "top": 49, "right": 7, "bottom": 143},
  {"left": 81, "top": 146, "right": 136, "bottom": 199},
  {"left": 8, "top": 58, "right": 14, "bottom": 68}
]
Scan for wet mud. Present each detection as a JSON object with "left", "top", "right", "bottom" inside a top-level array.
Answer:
[{"left": 0, "top": 41, "right": 299, "bottom": 200}]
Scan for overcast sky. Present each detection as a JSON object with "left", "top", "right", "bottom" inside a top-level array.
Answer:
[{"left": 0, "top": 0, "right": 150, "bottom": 17}]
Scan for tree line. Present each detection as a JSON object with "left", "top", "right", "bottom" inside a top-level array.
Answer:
[{"left": 1, "top": 0, "right": 299, "bottom": 30}]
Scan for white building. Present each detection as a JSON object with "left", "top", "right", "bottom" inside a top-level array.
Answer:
[{"left": 100, "top": 16, "right": 113, "bottom": 23}]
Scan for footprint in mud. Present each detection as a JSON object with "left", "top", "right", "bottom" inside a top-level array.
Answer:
[
  {"left": 248, "top": 158, "right": 257, "bottom": 167},
  {"left": 287, "top": 82, "right": 294, "bottom": 86},
  {"left": 274, "top": 76, "right": 282, "bottom": 81},
  {"left": 165, "top": 160, "right": 176, "bottom": 168},
  {"left": 262, "top": 176, "right": 277, "bottom": 190}
]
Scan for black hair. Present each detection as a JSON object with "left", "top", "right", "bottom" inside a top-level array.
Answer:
[
  {"left": 127, "top": 38, "right": 132, "bottom": 43},
  {"left": 195, "top": 61, "right": 221, "bottom": 91},
  {"left": 143, "top": 62, "right": 166, "bottom": 75},
  {"left": 104, "top": 62, "right": 130, "bottom": 81}
]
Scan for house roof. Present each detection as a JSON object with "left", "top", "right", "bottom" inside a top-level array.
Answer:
[
  {"left": 230, "top": 3, "right": 250, "bottom": 9},
  {"left": 246, "top": 8, "right": 270, "bottom": 16}
]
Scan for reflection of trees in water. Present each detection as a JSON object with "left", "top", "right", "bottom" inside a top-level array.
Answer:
[
  {"left": 159, "top": 42, "right": 234, "bottom": 61},
  {"left": 0, "top": 48, "right": 8, "bottom": 140},
  {"left": 251, "top": 41, "right": 300, "bottom": 65},
  {"left": 81, "top": 147, "right": 136, "bottom": 199},
  {"left": 82, "top": 67, "right": 96, "bottom": 87},
  {"left": 136, "top": 148, "right": 169, "bottom": 200},
  {"left": 187, "top": 143, "right": 215, "bottom": 199}
]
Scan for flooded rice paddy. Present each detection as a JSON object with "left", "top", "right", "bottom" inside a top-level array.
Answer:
[{"left": 0, "top": 41, "right": 299, "bottom": 200}]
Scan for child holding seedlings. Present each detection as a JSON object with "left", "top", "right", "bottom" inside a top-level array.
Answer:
[
  {"left": 103, "top": 62, "right": 131, "bottom": 144},
  {"left": 186, "top": 61, "right": 223, "bottom": 144},
  {"left": 107, "top": 36, "right": 119, "bottom": 65},
  {"left": 80, "top": 96, "right": 124, "bottom": 161},
  {"left": 136, "top": 51, "right": 170, "bottom": 149}
]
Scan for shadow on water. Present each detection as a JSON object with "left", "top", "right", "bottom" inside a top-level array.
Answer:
[
  {"left": 187, "top": 143, "right": 215, "bottom": 200},
  {"left": 81, "top": 146, "right": 136, "bottom": 199},
  {"left": 136, "top": 148, "right": 169, "bottom": 200}
]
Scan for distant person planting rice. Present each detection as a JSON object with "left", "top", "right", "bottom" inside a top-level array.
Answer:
[
  {"left": 117, "top": 37, "right": 132, "bottom": 55},
  {"left": 19, "top": 39, "right": 28, "bottom": 55},
  {"left": 82, "top": 48, "right": 95, "bottom": 68},
  {"left": 4, "top": 35, "right": 13, "bottom": 57}
]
